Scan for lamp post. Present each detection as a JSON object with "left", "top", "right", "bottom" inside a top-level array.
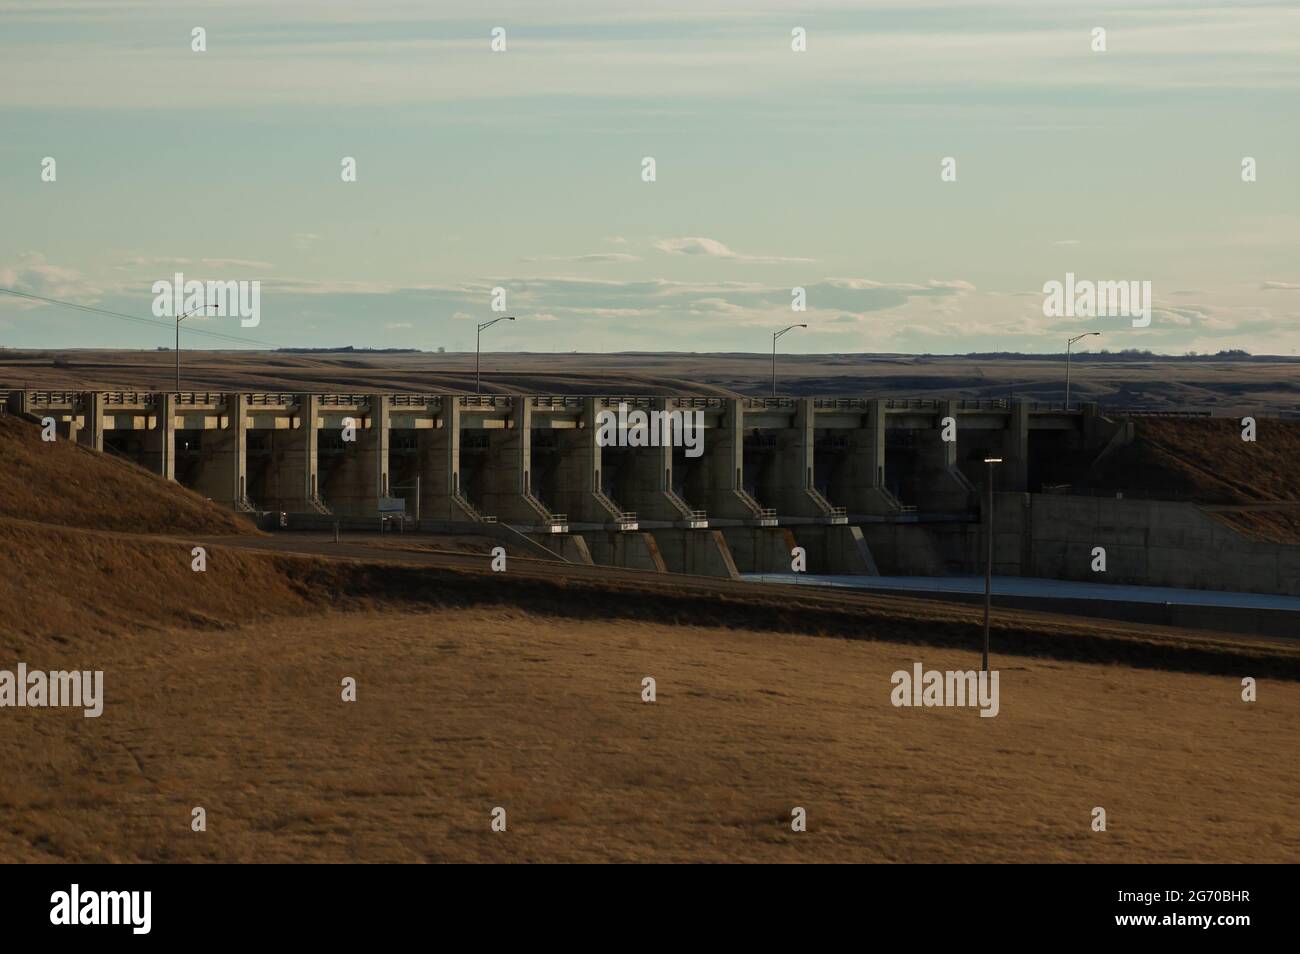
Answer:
[
  {"left": 175, "top": 304, "right": 219, "bottom": 392},
  {"left": 982, "top": 457, "right": 1002, "bottom": 673},
  {"left": 476, "top": 316, "right": 515, "bottom": 394},
  {"left": 1065, "top": 331, "right": 1101, "bottom": 409},
  {"left": 771, "top": 324, "right": 806, "bottom": 397}
]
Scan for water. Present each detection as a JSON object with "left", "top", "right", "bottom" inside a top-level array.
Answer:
[{"left": 742, "top": 573, "right": 1300, "bottom": 613}]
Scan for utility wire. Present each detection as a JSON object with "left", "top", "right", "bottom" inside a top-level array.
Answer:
[{"left": 0, "top": 286, "right": 274, "bottom": 347}]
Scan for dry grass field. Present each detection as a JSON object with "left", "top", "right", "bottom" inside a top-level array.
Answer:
[
  {"left": 2, "top": 607, "right": 1295, "bottom": 863},
  {"left": 1, "top": 412, "right": 1297, "bottom": 863}
]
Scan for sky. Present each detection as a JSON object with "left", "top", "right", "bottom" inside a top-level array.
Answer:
[{"left": 1, "top": 0, "right": 1298, "bottom": 356}]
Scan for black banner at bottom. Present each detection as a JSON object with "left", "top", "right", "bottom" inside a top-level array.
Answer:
[{"left": 0, "top": 863, "right": 1284, "bottom": 941}]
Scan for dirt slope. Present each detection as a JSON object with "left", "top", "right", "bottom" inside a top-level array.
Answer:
[
  {"left": 1085, "top": 417, "right": 1300, "bottom": 542},
  {"left": 0, "top": 414, "right": 254, "bottom": 535}
]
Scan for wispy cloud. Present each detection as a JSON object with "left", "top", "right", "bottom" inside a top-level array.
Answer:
[
  {"left": 653, "top": 237, "right": 814, "bottom": 265},
  {"left": 0, "top": 253, "right": 98, "bottom": 305},
  {"left": 521, "top": 252, "right": 641, "bottom": 263},
  {"left": 116, "top": 256, "right": 275, "bottom": 271}
]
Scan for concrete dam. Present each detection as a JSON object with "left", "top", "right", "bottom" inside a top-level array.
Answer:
[{"left": 13, "top": 389, "right": 1204, "bottom": 582}]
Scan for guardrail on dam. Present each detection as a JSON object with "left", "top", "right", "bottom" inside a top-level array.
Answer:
[{"left": 7, "top": 390, "right": 1120, "bottom": 578}]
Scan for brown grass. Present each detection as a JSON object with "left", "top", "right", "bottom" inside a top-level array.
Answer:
[
  {"left": 0, "top": 415, "right": 254, "bottom": 536},
  {"left": 1086, "top": 417, "right": 1300, "bottom": 542},
  {"left": 1, "top": 608, "right": 1294, "bottom": 863},
  {"left": 1090, "top": 417, "right": 1300, "bottom": 503}
]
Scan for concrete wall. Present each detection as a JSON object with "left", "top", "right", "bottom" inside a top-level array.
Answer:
[
  {"left": 790, "top": 524, "right": 880, "bottom": 575},
  {"left": 583, "top": 531, "right": 667, "bottom": 573},
  {"left": 721, "top": 527, "right": 798, "bottom": 574},
  {"left": 999, "top": 493, "right": 1300, "bottom": 597},
  {"left": 652, "top": 529, "right": 739, "bottom": 578}
]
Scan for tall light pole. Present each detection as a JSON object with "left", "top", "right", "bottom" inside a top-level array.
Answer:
[
  {"left": 1065, "top": 331, "right": 1100, "bottom": 409},
  {"left": 476, "top": 316, "right": 515, "bottom": 394},
  {"left": 771, "top": 324, "right": 806, "bottom": 397},
  {"left": 176, "top": 304, "right": 219, "bottom": 392},
  {"left": 982, "top": 457, "right": 1002, "bottom": 673}
]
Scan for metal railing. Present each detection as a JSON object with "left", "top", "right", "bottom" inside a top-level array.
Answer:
[
  {"left": 593, "top": 488, "right": 637, "bottom": 527},
  {"left": 25, "top": 390, "right": 82, "bottom": 405},
  {"left": 318, "top": 394, "right": 370, "bottom": 406},
  {"left": 878, "top": 485, "right": 911, "bottom": 513},
  {"left": 101, "top": 392, "right": 156, "bottom": 406},
  {"left": 804, "top": 484, "right": 842, "bottom": 519},
  {"left": 734, "top": 486, "right": 767, "bottom": 517},
  {"left": 597, "top": 396, "right": 654, "bottom": 409},
  {"left": 813, "top": 397, "right": 868, "bottom": 409},
  {"left": 389, "top": 394, "right": 441, "bottom": 407},
  {"left": 246, "top": 393, "right": 297, "bottom": 406},
  {"left": 451, "top": 491, "right": 495, "bottom": 523}
]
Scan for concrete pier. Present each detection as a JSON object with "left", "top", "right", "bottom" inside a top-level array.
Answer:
[
  {"left": 653, "top": 528, "right": 739, "bottom": 579},
  {"left": 190, "top": 393, "right": 248, "bottom": 507}
]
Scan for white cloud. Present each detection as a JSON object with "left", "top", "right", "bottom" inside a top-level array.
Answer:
[
  {"left": 118, "top": 256, "right": 275, "bottom": 271},
  {"left": 0, "top": 253, "right": 99, "bottom": 306},
  {"left": 653, "top": 237, "right": 814, "bottom": 265},
  {"left": 521, "top": 253, "right": 641, "bottom": 263}
]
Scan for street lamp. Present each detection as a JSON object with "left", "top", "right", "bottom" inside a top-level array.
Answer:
[
  {"left": 476, "top": 316, "right": 515, "bottom": 394},
  {"left": 981, "top": 457, "right": 1002, "bottom": 673},
  {"left": 1065, "top": 331, "right": 1101, "bottom": 410},
  {"left": 771, "top": 324, "right": 806, "bottom": 397},
  {"left": 175, "top": 304, "right": 219, "bottom": 392}
]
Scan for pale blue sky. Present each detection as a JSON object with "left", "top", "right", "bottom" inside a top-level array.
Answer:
[{"left": 1, "top": 0, "right": 1297, "bottom": 355}]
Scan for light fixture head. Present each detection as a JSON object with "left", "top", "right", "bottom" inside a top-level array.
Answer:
[{"left": 983, "top": 457, "right": 1003, "bottom": 464}]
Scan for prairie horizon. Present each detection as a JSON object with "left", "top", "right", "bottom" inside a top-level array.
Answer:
[{"left": 3, "top": 348, "right": 1299, "bottom": 415}]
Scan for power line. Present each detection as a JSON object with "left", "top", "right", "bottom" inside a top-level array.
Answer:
[{"left": 0, "top": 286, "right": 274, "bottom": 347}]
